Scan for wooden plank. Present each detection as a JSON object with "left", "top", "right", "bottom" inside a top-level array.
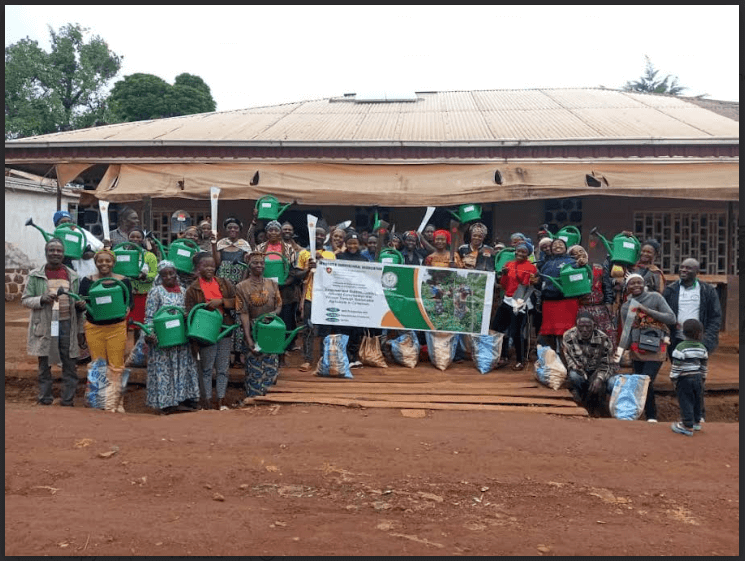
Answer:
[
  {"left": 251, "top": 395, "right": 588, "bottom": 416},
  {"left": 266, "top": 393, "right": 577, "bottom": 407},
  {"left": 269, "top": 386, "right": 570, "bottom": 399},
  {"left": 276, "top": 379, "right": 543, "bottom": 389}
]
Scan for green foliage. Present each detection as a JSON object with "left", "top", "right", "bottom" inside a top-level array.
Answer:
[
  {"left": 5, "top": 23, "right": 122, "bottom": 139},
  {"left": 108, "top": 72, "right": 216, "bottom": 122},
  {"left": 422, "top": 271, "right": 488, "bottom": 333},
  {"left": 622, "top": 55, "right": 687, "bottom": 96}
]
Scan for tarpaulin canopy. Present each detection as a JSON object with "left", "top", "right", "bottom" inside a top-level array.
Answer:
[{"left": 81, "top": 161, "right": 739, "bottom": 205}]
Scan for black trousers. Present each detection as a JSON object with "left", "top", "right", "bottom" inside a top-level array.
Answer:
[{"left": 675, "top": 374, "right": 704, "bottom": 429}]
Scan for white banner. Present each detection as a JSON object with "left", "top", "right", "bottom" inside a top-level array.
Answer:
[{"left": 311, "top": 260, "right": 494, "bottom": 335}]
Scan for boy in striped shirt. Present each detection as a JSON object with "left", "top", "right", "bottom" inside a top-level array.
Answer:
[{"left": 670, "top": 319, "right": 708, "bottom": 436}]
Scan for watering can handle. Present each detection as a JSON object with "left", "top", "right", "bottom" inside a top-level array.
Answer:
[
  {"left": 251, "top": 312, "right": 279, "bottom": 343},
  {"left": 150, "top": 236, "right": 167, "bottom": 259},
  {"left": 187, "top": 302, "right": 209, "bottom": 327},
  {"left": 89, "top": 277, "right": 131, "bottom": 310}
]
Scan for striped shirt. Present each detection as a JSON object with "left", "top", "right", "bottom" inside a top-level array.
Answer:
[{"left": 670, "top": 340, "right": 708, "bottom": 380}]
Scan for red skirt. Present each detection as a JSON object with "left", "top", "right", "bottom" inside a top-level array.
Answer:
[
  {"left": 540, "top": 298, "right": 580, "bottom": 336},
  {"left": 127, "top": 293, "right": 148, "bottom": 328}
]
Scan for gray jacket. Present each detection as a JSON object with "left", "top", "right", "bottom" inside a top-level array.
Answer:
[{"left": 21, "top": 265, "right": 86, "bottom": 357}]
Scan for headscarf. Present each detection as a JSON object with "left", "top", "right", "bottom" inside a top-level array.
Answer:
[
  {"left": 157, "top": 259, "right": 176, "bottom": 272},
  {"left": 344, "top": 231, "right": 360, "bottom": 242},
  {"left": 403, "top": 230, "right": 418, "bottom": 242},
  {"left": 265, "top": 220, "right": 282, "bottom": 232},
  {"left": 433, "top": 229, "right": 451, "bottom": 245},
  {"left": 469, "top": 222, "right": 488, "bottom": 237},
  {"left": 94, "top": 248, "right": 117, "bottom": 264},
  {"left": 510, "top": 232, "right": 526, "bottom": 243},
  {"left": 53, "top": 210, "right": 72, "bottom": 226},
  {"left": 154, "top": 259, "right": 179, "bottom": 288},
  {"left": 625, "top": 273, "right": 645, "bottom": 288},
  {"left": 223, "top": 216, "right": 243, "bottom": 230},
  {"left": 515, "top": 241, "right": 534, "bottom": 255},
  {"left": 538, "top": 237, "right": 553, "bottom": 251}
]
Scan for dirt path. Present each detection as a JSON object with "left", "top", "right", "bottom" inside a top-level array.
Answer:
[{"left": 4, "top": 401, "right": 739, "bottom": 556}]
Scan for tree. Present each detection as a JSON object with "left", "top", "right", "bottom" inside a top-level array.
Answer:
[
  {"left": 108, "top": 72, "right": 216, "bottom": 122},
  {"left": 622, "top": 55, "right": 687, "bottom": 95},
  {"left": 5, "top": 23, "right": 122, "bottom": 139}
]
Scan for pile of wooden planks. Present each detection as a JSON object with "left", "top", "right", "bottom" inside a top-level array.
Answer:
[{"left": 252, "top": 365, "right": 588, "bottom": 416}]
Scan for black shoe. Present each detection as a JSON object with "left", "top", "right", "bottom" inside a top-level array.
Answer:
[
  {"left": 60, "top": 402, "right": 74, "bottom": 407},
  {"left": 570, "top": 389, "right": 584, "bottom": 404},
  {"left": 38, "top": 400, "right": 53, "bottom": 406}
]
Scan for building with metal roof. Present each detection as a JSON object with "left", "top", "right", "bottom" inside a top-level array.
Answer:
[{"left": 4, "top": 87, "right": 739, "bottom": 330}]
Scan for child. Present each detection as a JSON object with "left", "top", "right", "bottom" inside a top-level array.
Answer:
[{"left": 670, "top": 319, "right": 708, "bottom": 436}]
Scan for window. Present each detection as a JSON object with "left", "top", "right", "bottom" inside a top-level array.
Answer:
[{"left": 633, "top": 210, "right": 738, "bottom": 276}]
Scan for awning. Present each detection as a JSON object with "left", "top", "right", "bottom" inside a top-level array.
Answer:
[{"left": 80, "top": 161, "right": 739, "bottom": 205}]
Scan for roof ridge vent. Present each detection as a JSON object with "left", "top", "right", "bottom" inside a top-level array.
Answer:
[{"left": 353, "top": 91, "right": 419, "bottom": 103}]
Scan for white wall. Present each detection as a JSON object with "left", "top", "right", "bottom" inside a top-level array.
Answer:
[{"left": 5, "top": 186, "right": 79, "bottom": 268}]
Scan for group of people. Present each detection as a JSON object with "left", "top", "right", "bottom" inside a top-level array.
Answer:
[{"left": 23, "top": 206, "right": 722, "bottom": 432}]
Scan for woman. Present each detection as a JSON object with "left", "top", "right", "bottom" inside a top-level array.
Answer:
[
  {"left": 401, "top": 231, "right": 428, "bottom": 266},
  {"left": 79, "top": 249, "right": 133, "bottom": 412},
  {"left": 213, "top": 216, "right": 253, "bottom": 367},
  {"left": 336, "top": 232, "right": 369, "bottom": 365},
  {"left": 424, "top": 229, "right": 463, "bottom": 268},
  {"left": 568, "top": 245, "right": 617, "bottom": 349},
  {"left": 235, "top": 252, "right": 283, "bottom": 398},
  {"left": 537, "top": 238, "right": 579, "bottom": 354},
  {"left": 143, "top": 261, "right": 200, "bottom": 414},
  {"left": 457, "top": 223, "right": 495, "bottom": 271},
  {"left": 185, "top": 252, "right": 236, "bottom": 411},
  {"left": 325, "top": 227, "right": 346, "bottom": 254},
  {"left": 257, "top": 220, "right": 300, "bottom": 359},
  {"left": 197, "top": 220, "right": 214, "bottom": 251},
  {"left": 620, "top": 273, "right": 676, "bottom": 422},
  {"left": 126, "top": 228, "right": 159, "bottom": 342},
  {"left": 634, "top": 238, "right": 666, "bottom": 294},
  {"left": 494, "top": 241, "right": 539, "bottom": 370},
  {"left": 388, "top": 233, "right": 403, "bottom": 251}
]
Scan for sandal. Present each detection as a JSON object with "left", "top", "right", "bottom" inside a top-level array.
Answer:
[
  {"left": 298, "top": 362, "right": 312, "bottom": 372},
  {"left": 496, "top": 358, "right": 510, "bottom": 369},
  {"left": 511, "top": 362, "right": 525, "bottom": 371}
]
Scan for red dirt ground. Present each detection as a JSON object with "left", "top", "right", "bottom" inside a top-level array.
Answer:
[{"left": 4, "top": 299, "right": 740, "bottom": 556}]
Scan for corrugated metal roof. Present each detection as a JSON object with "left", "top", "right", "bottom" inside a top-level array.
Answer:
[{"left": 7, "top": 88, "right": 738, "bottom": 146}]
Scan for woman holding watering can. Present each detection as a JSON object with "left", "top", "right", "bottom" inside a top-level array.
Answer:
[
  {"left": 185, "top": 252, "right": 237, "bottom": 411},
  {"left": 143, "top": 261, "right": 200, "bottom": 414},
  {"left": 126, "top": 228, "right": 159, "bottom": 342},
  {"left": 79, "top": 248, "right": 134, "bottom": 411},
  {"left": 235, "top": 252, "right": 283, "bottom": 399},
  {"left": 568, "top": 245, "right": 617, "bottom": 349},
  {"left": 537, "top": 238, "right": 578, "bottom": 356},
  {"left": 213, "top": 216, "right": 254, "bottom": 368}
]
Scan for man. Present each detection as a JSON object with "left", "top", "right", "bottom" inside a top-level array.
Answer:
[
  {"left": 22, "top": 238, "right": 87, "bottom": 406},
  {"left": 281, "top": 222, "right": 304, "bottom": 256},
  {"left": 53, "top": 210, "right": 103, "bottom": 279},
  {"left": 663, "top": 258, "right": 722, "bottom": 423},
  {"left": 360, "top": 235, "right": 377, "bottom": 262},
  {"left": 562, "top": 312, "right": 615, "bottom": 415},
  {"left": 663, "top": 258, "right": 722, "bottom": 357},
  {"left": 107, "top": 207, "right": 140, "bottom": 247}
]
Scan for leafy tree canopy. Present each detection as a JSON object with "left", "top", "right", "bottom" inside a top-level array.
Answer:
[
  {"left": 109, "top": 72, "right": 217, "bottom": 122},
  {"left": 5, "top": 23, "right": 122, "bottom": 139},
  {"left": 622, "top": 55, "right": 687, "bottom": 96}
]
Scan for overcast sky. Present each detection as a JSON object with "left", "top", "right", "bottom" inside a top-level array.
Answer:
[{"left": 5, "top": 5, "right": 740, "bottom": 112}]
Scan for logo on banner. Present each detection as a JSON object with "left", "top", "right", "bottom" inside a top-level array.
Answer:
[
  {"left": 326, "top": 267, "right": 333, "bottom": 274},
  {"left": 381, "top": 271, "right": 398, "bottom": 288}
]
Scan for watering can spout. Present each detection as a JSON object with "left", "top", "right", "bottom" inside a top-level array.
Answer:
[
  {"left": 285, "top": 326, "right": 305, "bottom": 348},
  {"left": 447, "top": 209, "right": 461, "bottom": 220},
  {"left": 26, "top": 217, "right": 53, "bottom": 242},
  {"left": 277, "top": 201, "right": 294, "bottom": 218},
  {"left": 131, "top": 322, "right": 152, "bottom": 336},
  {"left": 217, "top": 323, "right": 240, "bottom": 342},
  {"left": 58, "top": 287, "right": 92, "bottom": 316}
]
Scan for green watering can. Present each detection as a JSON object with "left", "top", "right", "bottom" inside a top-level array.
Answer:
[
  {"left": 25, "top": 218, "right": 87, "bottom": 260},
  {"left": 540, "top": 264, "right": 593, "bottom": 298},
  {"left": 255, "top": 195, "right": 293, "bottom": 221},
  {"left": 448, "top": 204, "right": 482, "bottom": 224},
  {"left": 151, "top": 237, "right": 200, "bottom": 274},
  {"left": 590, "top": 228, "right": 641, "bottom": 266},
  {"left": 251, "top": 313, "right": 305, "bottom": 354},
  {"left": 61, "top": 277, "right": 130, "bottom": 322},
  {"left": 132, "top": 305, "right": 188, "bottom": 348},
  {"left": 378, "top": 248, "right": 404, "bottom": 264},
  {"left": 187, "top": 303, "right": 239, "bottom": 345},
  {"left": 263, "top": 252, "right": 290, "bottom": 285},
  {"left": 112, "top": 242, "right": 146, "bottom": 278},
  {"left": 554, "top": 225, "right": 581, "bottom": 247},
  {"left": 494, "top": 247, "right": 517, "bottom": 274}
]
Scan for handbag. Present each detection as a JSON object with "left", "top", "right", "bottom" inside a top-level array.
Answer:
[
  {"left": 638, "top": 328, "right": 664, "bottom": 352},
  {"left": 358, "top": 330, "right": 388, "bottom": 368}
]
